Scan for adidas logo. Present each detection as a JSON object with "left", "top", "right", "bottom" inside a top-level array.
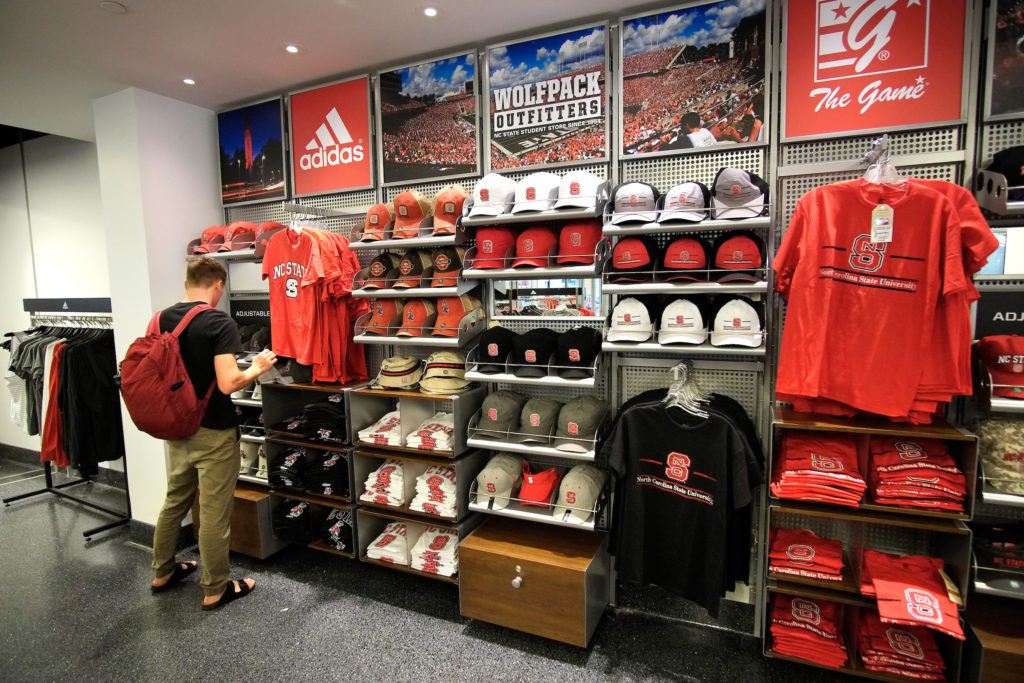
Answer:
[{"left": 299, "top": 107, "right": 364, "bottom": 171}]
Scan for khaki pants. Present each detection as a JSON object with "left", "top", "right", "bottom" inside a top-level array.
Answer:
[{"left": 152, "top": 426, "right": 240, "bottom": 597}]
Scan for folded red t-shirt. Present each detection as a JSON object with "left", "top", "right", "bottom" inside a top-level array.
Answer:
[
  {"left": 769, "top": 528, "right": 845, "bottom": 570},
  {"left": 873, "top": 577, "right": 964, "bottom": 640}
]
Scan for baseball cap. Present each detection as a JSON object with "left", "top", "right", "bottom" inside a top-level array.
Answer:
[
  {"left": 511, "top": 398, "right": 562, "bottom": 444},
  {"left": 433, "top": 295, "right": 481, "bottom": 337},
  {"left": 511, "top": 226, "right": 558, "bottom": 268},
  {"left": 362, "top": 252, "right": 402, "bottom": 289},
  {"left": 609, "top": 236, "right": 658, "bottom": 283},
  {"left": 606, "top": 298, "right": 654, "bottom": 342},
  {"left": 419, "top": 350, "right": 470, "bottom": 394},
  {"left": 476, "top": 391, "right": 527, "bottom": 440},
  {"left": 365, "top": 299, "right": 404, "bottom": 335},
  {"left": 659, "top": 182, "right": 710, "bottom": 223},
  {"left": 221, "top": 221, "right": 258, "bottom": 251},
  {"left": 710, "top": 297, "right": 763, "bottom": 347},
  {"left": 711, "top": 231, "right": 765, "bottom": 282},
  {"left": 512, "top": 172, "right": 561, "bottom": 213},
  {"left": 241, "top": 441, "right": 260, "bottom": 471},
  {"left": 518, "top": 463, "right": 563, "bottom": 508},
  {"left": 711, "top": 167, "right": 769, "bottom": 219},
  {"left": 428, "top": 246, "right": 465, "bottom": 287},
  {"left": 976, "top": 335, "right": 1024, "bottom": 398},
  {"left": 468, "top": 173, "right": 517, "bottom": 217},
  {"left": 511, "top": 328, "right": 559, "bottom": 378},
  {"left": 370, "top": 356, "right": 423, "bottom": 390},
  {"left": 253, "top": 222, "right": 285, "bottom": 259},
  {"left": 193, "top": 225, "right": 228, "bottom": 253},
  {"left": 609, "top": 182, "right": 660, "bottom": 224},
  {"left": 553, "top": 396, "right": 608, "bottom": 452},
  {"left": 658, "top": 298, "right": 708, "bottom": 345},
  {"left": 552, "top": 464, "right": 606, "bottom": 523},
  {"left": 555, "top": 170, "right": 606, "bottom": 210},
  {"left": 361, "top": 203, "right": 395, "bottom": 241},
  {"left": 553, "top": 326, "right": 602, "bottom": 379},
  {"left": 987, "top": 147, "right": 1024, "bottom": 201},
  {"left": 471, "top": 226, "right": 516, "bottom": 270},
  {"left": 393, "top": 189, "right": 432, "bottom": 238},
  {"left": 556, "top": 220, "right": 602, "bottom": 265},
  {"left": 393, "top": 250, "right": 433, "bottom": 289},
  {"left": 475, "top": 326, "right": 517, "bottom": 374},
  {"left": 474, "top": 452, "right": 524, "bottom": 509},
  {"left": 396, "top": 299, "right": 437, "bottom": 337},
  {"left": 659, "top": 236, "right": 710, "bottom": 282},
  {"left": 432, "top": 185, "right": 468, "bottom": 234}
]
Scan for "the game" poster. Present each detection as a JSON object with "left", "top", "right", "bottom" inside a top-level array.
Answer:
[
  {"left": 784, "top": 0, "right": 967, "bottom": 139},
  {"left": 289, "top": 76, "right": 373, "bottom": 196},
  {"left": 621, "top": 0, "right": 768, "bottom": 156},
  {"left": 377, "top": 53, "right": 479, "bottom": 185},
  {"left": 486, "top": 25, "right": 608, "bottom": 171}
]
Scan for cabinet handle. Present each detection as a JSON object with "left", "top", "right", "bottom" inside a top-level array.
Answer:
[{"left": 511, "top": 576, "right": 523, "bottom": 589}]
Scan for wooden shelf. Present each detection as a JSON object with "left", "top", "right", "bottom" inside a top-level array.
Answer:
[
  {"left": 262, "top": 380, "right": 367, "bottom": 394},
  {"left": 268, "top": 488, "right": 352, "bottom": 508},
  {"left": 770, "top": 500, "right": 971, "bottom": 528},
  {"left": 308, "top": 539, "right": 355, "bottom": 559},
  {"left": 360, "top": 556, "right": 459, "bottom": 584},
  {"left": 357, "top": 505, "right": 461, "bottom": 530},
  {"left": 767, "top": 578, "right": 873, "bottom": 608},
  {"left": 355, "top": 498, "right": 458, "bottom": 523},
  {"left": 773, "top": 406, "right": 975, "bottom": 441},
  {"left": 354, "top": 440, "right": 455, "bottom": 459},
  {"left": 767, "top": 568, "right": 860, "bottom": 596},
  {"left": 266, "top": 432, "right": 349, "bottom": 451},
  {"left": 353, "top": 387, "right": 464, "bottom": 401},
  {"left": 354, "top": 446, "right": 460, "bottom": 465}
]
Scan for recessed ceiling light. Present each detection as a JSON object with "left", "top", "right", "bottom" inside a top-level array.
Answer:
[
  {"left": 99, "top": 1, "right": 127, "bottom": 15},
  {"left": 182, "top": 78, "right": 196, "bottom": 85},
  {"left": 285, "top": 44, "right": 300, "bottom": 54},
  {"left": 424, "top": 7, "right": 438, "bottom": 17}
]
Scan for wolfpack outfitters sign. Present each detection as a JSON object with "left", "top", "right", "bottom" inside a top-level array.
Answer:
[
  {"left": 784, "top": 0, "right": 966, "bottom": 138},
  {"left": 289, "top": 76, "right": 372, "bottom": 195}
]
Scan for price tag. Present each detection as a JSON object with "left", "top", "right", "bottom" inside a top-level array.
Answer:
[{"left": 871, "top": 204, "right": 894, "bottom": 243}]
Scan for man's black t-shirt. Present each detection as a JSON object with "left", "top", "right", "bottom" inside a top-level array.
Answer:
[{"left": 159, "top": 302, "right": 242, "bottom": 430}]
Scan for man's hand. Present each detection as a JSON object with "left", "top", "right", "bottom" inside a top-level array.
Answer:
[{"left": 250, "top": 349, "right": 277, "bottom": 374}]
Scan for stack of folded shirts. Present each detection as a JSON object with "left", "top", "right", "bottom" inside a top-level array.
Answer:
[
  {"left": 357, "top": 410, "right": 403, "bottom": 446},
  {"left": 768, "top": 528, "right": 844, "bottom": 582},
  {"left": 302, "top": 394, "right": 347, "bottom": 444},
  {"left": 271, "top": 499, "right": 312, "bottom": 545},
  {"left": 770, "top": 431, "right": 866, "bottom": 507},
  {"left": 322, "top": 508, "right": 353, "bottom": 553},
  {"left": 860, "top": 550, "right": 964, "bottom": 640},
  {"left": 405, "top": 412, "right": 455, "bottom": 451},
  {"left": 309, "top": 451, "right": 349, "bottom": 498},
  {"left": 366, "top": 522, "right": 409, "bottom": 565},
  {"left": 858, "top": 610, "right": 946, "bottom": 680},
  {"left": 409, "top": 465, "right": 457, "bottom": 517},
  {"left": 769, "top": 593, "right": 848, "bottom": 669},
  {"left": 868, "top": 436, "right": 966, "bottom": 513},
  {"left": 359, "top": 459, "right": 407, "bottom": 506},
  {"left": 410, "top": 526, "right": 459, "bottom": 576},
  {"left": 268, "top": 448, "right": 306, "bottom": 489}
]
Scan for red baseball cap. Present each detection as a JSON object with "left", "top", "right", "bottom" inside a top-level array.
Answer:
[
  {"left": 362, "top": 203, "right": 395, "bottom": 242},
  {"left": 193, "top": 225, "right": 228, "bottom": 254},
  {"left": 396, "top": 300, "right": 437, "bottom": 337},
  {"left": 976, "top": 335, "right": 1024, "bottom": 398},
  {"left": 472, "top": 226, "right": 516, "bottom": 269},
  {"left": 432, "top": 185, "right": 468, "bottom": 235},
  {"left": 609, "top": 236, "right": 657, "bottom": 283},
  {"left": 433, "top": 295, "right": 481, "bottom": 337},
  {"left": 220, "top": 221, "right": 258, "bottom": 251},
  {"left": 253, "top": 222, "right": 285, "bottom": 259},
  {"left": 660, "top": 236, "right": 709, "bottom": 282},
  {"left": 518, "top": 463, "right": 563, "bottom": 507},
  {"left": 712, "top": 231, "right": 765, "bottom": 282},
  {"left": 511, "top": 227, "right": 558, "bottom": 268},
  {"left": 556, "top": 219, "right": 602, "bottom": 265},
  {"left": 393, "top": 190, "right": 432, "bottom": 238},
  {"left": 364, "top": 299, "right": 403, "bottom": 335}
]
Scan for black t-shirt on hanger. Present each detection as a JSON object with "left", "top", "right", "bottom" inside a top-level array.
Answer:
[{"left": 159, "top": 302, "right": 242, "bottom": 430}]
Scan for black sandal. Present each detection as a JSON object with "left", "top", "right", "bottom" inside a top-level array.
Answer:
[
  {"left": 151, "top": 561, "right": 198, "bottom": 593},
  {"left": 200, "top": 579, "right": 255, "bottom": 611}
]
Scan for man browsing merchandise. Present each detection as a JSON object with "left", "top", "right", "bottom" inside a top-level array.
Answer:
[{"left": 149, "top": 256, "right": 277, "bottom": 610}]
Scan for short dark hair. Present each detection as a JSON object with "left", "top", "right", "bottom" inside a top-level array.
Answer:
[
  {"left": 682, "top": 112, "right": 701, "bottom": 130},
  {"left": 186, "top": 256, "right": 227, "bottom": 288}
]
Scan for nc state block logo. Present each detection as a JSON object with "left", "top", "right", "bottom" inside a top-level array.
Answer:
[
  {"left": 369, "top": 214, "right": 379, "bottom": 225},
  {"left": 487, "top": 343, "right": 499, "bottom": 356},
  {"left": 530, "top": 413, "right": 541, "bottom": 426},
  {"left": 787, "top": 544, "right": 816, "bottom": 563},
  {"left": 815, "top": 0, "right": 929, "bottom": 83},
  {"left": 568, "top": 349, "right": 581, "bottom": 362},
  {"left": 488, "top": 408, "right": 498, "bottom": 420},
  {"left": 526, "top": 187, "right": 536, "bottom": 200},
  {"left": 398, "top": 205, "right": 408, "bottom": 216},
  {"left": 443, "top": 201, "right": 455, "bottom": 213},
  {"left": 523, "top": 238, "right": 535, "bottom": 253},
  {"left": 568, "top": 422, "right": 579, "bottom": 434},
  {"left": 570, "top": 181, "right": 581, "bottom": 195},
  {"left": 525, "top": 350, "right": 537, "bottom": 362},
  {"left": 481, "top": 239, "right": 493, "bottom": 253},
  {"left": 570, "top": 232, "right": 582, "bottom": 247},
  {"left": 480, "top": 188, "right": 490, "bottom": 201}
]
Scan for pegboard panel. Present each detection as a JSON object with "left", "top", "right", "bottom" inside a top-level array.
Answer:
[
  {"left": 616, "top": 361, "right": 762, "bottom": 420},
  {"left": 361, "top": 344, "right": 386, "bottom": 381},
  {"left": 772, "top": 511, "right": 855, "bottom": 548},
  {"left": 981, "top": 119, "right": 1024, "bottom": 162},
  {"left": 620, "top": 146, "right": 766, "bottom": 189},
  {"left": 501, "top": 162, "right": 610, "bottom": 183},
  {"left": 383, "top": 178, "right": 479, "bottom": 204},
  {"left": 861, "top": 522, "right": 934, "bottom": 557},
  {"left": 973, "top": 500, "right": 1024, "bottom": 522},
  {"left": 496, "top": 317, "right": 605, "bottom": 334},
  {"left": 225, "top": 188, "right": 376, "bottom": 240},
  {"left": 782, "top": 127, "right": 964, "bottom": 167}
]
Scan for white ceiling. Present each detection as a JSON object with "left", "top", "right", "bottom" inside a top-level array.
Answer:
[{"left": 0, "top": 0, "right": 664, "bottom": 142}]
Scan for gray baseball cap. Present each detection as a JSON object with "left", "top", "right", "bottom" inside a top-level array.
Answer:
[
  {"left": 511, "top": 398, "right": 562, "bottom": 445},
  {"left": 474, "top": 452, "right": 524, "bottom": 509},
  {"left": 553, "top": 396, "right": 608, "bottom": 452},
  {"left": 475, "top": 390, "right": 527, "bottom": 440},
  {"left": 552, "top": 464, "right": 606, "bottom": 523}
]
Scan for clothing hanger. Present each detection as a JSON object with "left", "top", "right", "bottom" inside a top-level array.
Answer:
[
  {"left": 860, "top": 134, "right": 906, "bottom": 189},
  {"left": 663, "top": 360, "right": 710, "bottom": 418}
]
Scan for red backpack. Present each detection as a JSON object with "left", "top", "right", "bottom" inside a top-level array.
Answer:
[{"left": 119, "top": 304, "right": 216, "bottom": 440}]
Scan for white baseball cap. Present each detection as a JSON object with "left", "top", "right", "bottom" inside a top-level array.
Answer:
[
  {"left": 658, "top": 298, "right": 707, "bottom": 345},
  {"left": 555, "top": 170, "right": 606, "bottom": 210},
  {"left": 710, "top": 298, "right": 763, "bottom": 347},
  {"left": 610, "top": 182, "right": 659, "bottom": 224},
  {"left": 660, "top": 182, "right": 710, "bottom": 223},
  {"left": 468, "top": 173, "right": 517, "bottom": 217},
  {"left": 606, "top": 297, "right": 653, "bottom": 342},
  {"left": 552, "top": 464, "right": 606, "bottom": 524},
  {"left": 711, "top": 167, "right": 769, "bottom": 220},
  {"left": 511, "top": 172, "right": 561, "bottom": 213},
  {"left": 474, "top": 452, "right": 524, "bottom": 510}
]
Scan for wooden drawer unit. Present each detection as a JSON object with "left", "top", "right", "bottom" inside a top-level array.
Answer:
[
  {"left": 193, "top": 483, "right": 289, "bottom": 560},
  {"left": 458, "top": 517, "right": 609, "bottom": 647}
]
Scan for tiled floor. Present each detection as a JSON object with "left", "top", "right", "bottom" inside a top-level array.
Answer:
[{"left": 0, "top": 457, "right": 833, "bottom": 682}]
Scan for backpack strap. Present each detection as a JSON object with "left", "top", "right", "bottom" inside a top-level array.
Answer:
[{"left": 170, "top": 303, "right": 215, "bottom": 337}]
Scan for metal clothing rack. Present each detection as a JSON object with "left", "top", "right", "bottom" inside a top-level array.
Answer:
[{"left": 1, "top": 298, "right": 131, "bottom": 541}]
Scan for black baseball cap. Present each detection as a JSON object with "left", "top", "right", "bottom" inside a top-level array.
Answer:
[
  {"left": 511, "top": 328, "right": 558, "bottom": 378},
  {"left": 711, "top": 230, "right": 765, "bottom": 282},
  {"left": 609, "top": 236, "right": 659, "bottom": 283},
  {"left": 429, "top": 246, "right": 465, "bottom": 288},
  {"left": 362, "top": 252, "right": 402, "bottom": 289},
  {"left": 988, "top": 146, "right": 1024, "bottom": 201},
  {"left": 553, "top": 326, "right": 602, "bottom": 379},
  {"left": 476, "top": 326, "right": 517, "bottom": 374},
  {"left": 393, "top": 250, "right": 433, "bottom": 289}
]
